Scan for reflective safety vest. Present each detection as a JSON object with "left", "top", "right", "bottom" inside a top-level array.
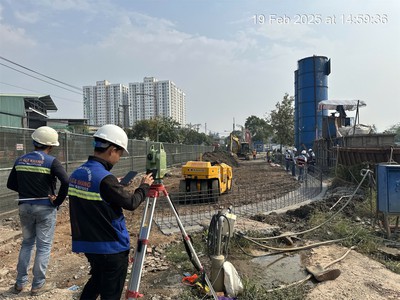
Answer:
[
  {"left": 14, "top": 151, "right": 55, "bottom": 205},
  {"left": 285, "top": 152, "right": 292, "bottom": 161},
  {"left": 296, "top": 155, "right": 307, "bottom": 167},
  {"left": 69, "top": 159, "right": 130, "bottom": 254},
  {"left": 309, "top": 152, "right": 316, "bottom": 163}
]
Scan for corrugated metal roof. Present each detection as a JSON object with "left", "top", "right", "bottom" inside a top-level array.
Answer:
[
  {"left": 338, "top": 147, "right": 400, "bottom": 165},
  {"left": 318, "top": 99, "right": 366, "bottom": 111},
  {"left": 0, "top": 94, "right": 58, "bottom": 111}
]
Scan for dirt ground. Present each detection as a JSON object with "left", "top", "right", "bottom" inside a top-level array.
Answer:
[{"left": 0, "top": 151, "right": 400, "bottom": 299}]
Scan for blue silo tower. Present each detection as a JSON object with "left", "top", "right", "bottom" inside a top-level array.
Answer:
[{"left": 294, "top": 55, "right": 331, "bottom": 150}]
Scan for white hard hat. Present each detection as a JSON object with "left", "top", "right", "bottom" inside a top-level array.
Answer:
[
  {"left": 32, "top": 126, "right": 60, "bottom": 146},
  {"left": 308, "top": 148, "right": 313, "bottom": 152},
  {"left": 293, "top": 147, "right": 297, "bottom": 152},
  {"left": 94, "top": 124, "right": 129, "bottom": 154},
  {"left": 301, "top": 150, "right": 307, "bottom": 155}
]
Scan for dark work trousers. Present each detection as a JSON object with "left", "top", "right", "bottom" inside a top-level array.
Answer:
[
  {"left": 80, "top": 250, "right": 129, "bottom": 300},
  {"left": 291, "top": 161, "right": 296, "bottom": 177}
]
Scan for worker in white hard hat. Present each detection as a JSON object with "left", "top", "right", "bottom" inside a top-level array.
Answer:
[
  {"left": 296, "top": 150, "right": 308, "bottom": 181},
  {"left": 307, "top": 148, "right": 316, "bottom": 173},
  {"left": 285, "top": 149, "right": 292, "bottom": 172},
  {"left": 290, "top": 147, "right": 297, "bottom": 177},
  {"left": 68, "top": 124, "right": 154, "bottom": 300},
  {"left": 7, "top": 126, "right": 69, "bottom": 296}
]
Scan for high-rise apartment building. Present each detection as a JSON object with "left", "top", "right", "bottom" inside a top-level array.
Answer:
[
  {"left": 83, "top": 77, "right": 186, "bottom": 127},
  {"left": 83, "top": 80, "right": 128, "bottom": 126},
  {"left": 128, "top": 77, "right": 186, "bottom": 127}
]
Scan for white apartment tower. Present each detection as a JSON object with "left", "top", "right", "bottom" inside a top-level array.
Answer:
[
  {"left": 83, "top": 80, "right": 128, "bottom": 126},
  {"left": 128, "top": 77, "right": 186, "bottom": 126},
  {"left": 83, "top": 77, "right": 185, "bottom": 127}
]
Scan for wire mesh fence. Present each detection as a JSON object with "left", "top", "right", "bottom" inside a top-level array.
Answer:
[
  {"left": 1, "top": 126, "right": 323, "bottom": 229},
  {"left": 153, "top": 171, "right": 323, "bottom": 233},
  {"left": 0, "top": 126, "right": 212, "bottom": 215}
]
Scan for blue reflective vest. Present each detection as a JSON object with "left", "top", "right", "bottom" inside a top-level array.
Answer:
[
  {"left": 69, "top": 159, "right": 130, "bottom": 254},
  {"left": 14, "top": 151, "right": 55, "bottom": 205}
]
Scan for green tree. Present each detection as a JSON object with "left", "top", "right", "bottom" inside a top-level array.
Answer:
[
  {"left": 267, "top": 93, "right": 294, "bottom": 147},
  {"left": 178, "top": 127, "right": 213, "bottom": 145},
  {"left": 384, "top": 123, "right": 400, "bottom": 143},
  {"left": 244, "top": 115, "right": 272, "bottom": 143},
  {"left": 129, "top": 117, "right": 213, "bottom": 145},
  {"left": 129, "top": 117, "right": 179, "bottom": 142},
  {"left": 155, "top": 117, "right": 180, "bottom": 143},
  {"left": 128, "top": 119, "right": 152, "bottom": 140}
]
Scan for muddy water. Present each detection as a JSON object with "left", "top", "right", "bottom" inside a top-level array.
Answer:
[{"left": 250, "top": 253, "right": 308, "bottom": 289}]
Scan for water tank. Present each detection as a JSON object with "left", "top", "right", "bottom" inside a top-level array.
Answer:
[
  {"left": 294, "top": 70, "right": 299, "bottom": 148},
  {"left": 294, "top": 56, "right": 330, "bottom": 150},
  {"left": 377, "top": 164, "right": 400, "bottom": 213}
]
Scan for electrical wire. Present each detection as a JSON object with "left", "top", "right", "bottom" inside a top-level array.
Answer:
[
  {"left": 240, "top": 234, "right": 349, "bottom": 253},
  {"left": 262, "top": 246, "right": 355, "bottom": 293},
  {"left": 0, "top": 62, "right": 82, "bottom": 95},
  {"left": 0, "top": 56, "right": 82, "bottom": 91},
  {"left": 207, "top": 212, "right": 231, "bottom": 258},
  {"left": 205, "top": 211, "right": 233, "bottom": 299},
  {"left": 242, "top": 169, "right": 373, "bottom": 242},
  {"left": 0, "top": 81, "right": 82, "bottom": 104}
]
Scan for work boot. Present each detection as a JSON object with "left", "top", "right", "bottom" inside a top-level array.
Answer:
[
  {"left": 30, "top": 281, "right": 55, "bottom": 296},
  {"left": 10, "top": 283, "right": 23, "bottom": 294}
]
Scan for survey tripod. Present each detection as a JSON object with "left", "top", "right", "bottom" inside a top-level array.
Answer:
[{"left": 125, "top": 181, "right": 218, "bottom": 300}]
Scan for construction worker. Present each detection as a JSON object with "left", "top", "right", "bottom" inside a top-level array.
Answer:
[
  {"left": 285, "top": 149, "right": 292, "bottom": 171},
  {"left": 307, "top": 148, "right": 316, "bottom": 173},
  {"left": 68, "top": 124, "right": 154, "bottom": 300},
  {"left": 266, "top": 149, "right": 272, "bottom": 162},
  {"left": 7, "top": 126, "right": 69, "bottom": 296},
  {"left": 296, "top": 150, "right": 308, "bottom": 181},
  {"left": 291, "top": 147, "right": 297, "bottom": 177},
  {"left": 252, "top": 149, "right": 257, "bottom": 160}
]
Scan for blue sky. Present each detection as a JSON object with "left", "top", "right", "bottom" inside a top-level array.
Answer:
[{"left": 0, "top": 0, "right": 399, "bottom": 135}]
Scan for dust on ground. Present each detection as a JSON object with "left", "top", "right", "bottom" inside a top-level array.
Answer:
[{"left": 0, "top": 150, "right": 399, "bottom": 299}]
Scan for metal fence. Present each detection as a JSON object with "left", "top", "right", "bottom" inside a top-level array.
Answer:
[
  {"left": 0, "top": 126, "right": 213, "bottom": 215},
  {"left": 153, "top": 169, "right": 323, "bottom": 233},
  {"left": 1, "top": 126, "right": 324, "bottom": 231}
]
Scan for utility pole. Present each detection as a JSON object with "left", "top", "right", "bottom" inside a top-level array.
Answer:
[
  {"left": 156, "top": 119, "right": 159, "bottom": 142},
  {"left": 119, "top": 103, "right": 130, "bottom": 128}
]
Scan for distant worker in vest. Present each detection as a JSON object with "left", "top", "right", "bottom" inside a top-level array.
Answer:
[
  {"left": 296, "top": 150, "right": 308, "bottom": 181},
  {"left": 291, "top": 147, "right": 297, "bottom": 177},
  {"left": 266, "top": 149, "right": 272, "bottom": 163},
  {"left": 7, "top": 126, "right": 69, "bottom": 296},
  {"left": 252, "top": 149, "right": 257, "bottom": 160},
  {"left": 272, "top": 148, "right": 278, "bottom": 163},
  {"left": 285, "top": 149, "right": 292, "bottom": 171},
  {"left": 307, "top": 148, "right": 316, "bottom": 173},
  {"left": 68, "top": 124, "right": 154, "bottom": 300}
]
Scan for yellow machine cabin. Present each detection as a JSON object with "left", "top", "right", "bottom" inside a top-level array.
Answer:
[{"left": 180, "top": 161, "right": 233, "bottom": 202}]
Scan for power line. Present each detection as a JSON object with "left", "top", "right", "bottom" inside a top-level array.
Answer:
[
  {"left": 0, "top": 56, "right": 82, "bottom": 91},
  {"left": 0, "top": 62, "right": 82, "bottom": 95},
  {"left": 0, "top": 81, "right": 82, "bottom": 104}
]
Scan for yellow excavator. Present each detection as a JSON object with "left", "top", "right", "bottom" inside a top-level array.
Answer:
[
  {"left": 227, "top": 133, "right": 252, "bottom": 160},
  {"left": 179, "top": 161, "right": 233, "bottom": 202}
]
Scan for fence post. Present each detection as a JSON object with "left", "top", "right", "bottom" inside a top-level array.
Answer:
[
  {"left": 131, "top": 140, "right": 135, "bottom": 171},
  {"left": 64, "top": 131, "right": 69, "bottom": 173}
]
